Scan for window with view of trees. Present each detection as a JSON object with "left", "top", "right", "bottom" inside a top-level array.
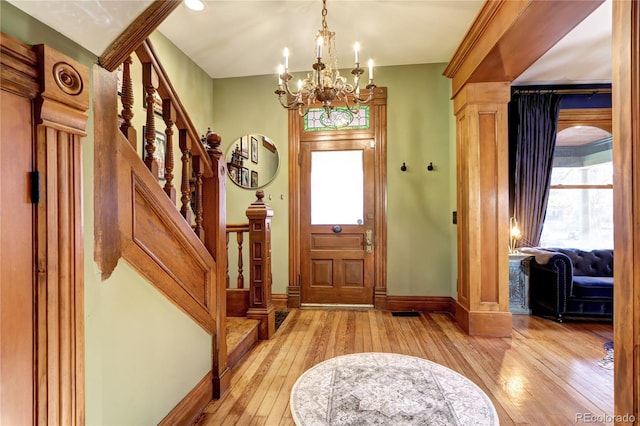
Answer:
[{"left": 540, "top": 126, "right": 613, "bottom": 249}]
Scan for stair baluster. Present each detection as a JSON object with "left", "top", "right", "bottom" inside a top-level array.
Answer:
[{"left": 161, "top": 99, "right": 177, "bottom": 202}]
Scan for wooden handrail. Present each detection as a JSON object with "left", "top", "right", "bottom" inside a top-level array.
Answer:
[
  {"left": 96, "top": 36, "right": 230, "bottom": 398},
  {"left": 135, "top": 39, "right": 213, "bottom": 177},
  {"left": 116, "top": 37, "right": 218, "bottom": 247}
]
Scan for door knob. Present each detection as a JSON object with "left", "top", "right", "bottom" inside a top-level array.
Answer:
[{"left": 332, "top": 225, "right": 342, "bottom": 233}]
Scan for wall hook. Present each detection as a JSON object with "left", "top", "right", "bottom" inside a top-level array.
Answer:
[
  {"left": 400, "top": 162, "right": 407, "bottom": 172},
  {"left": 427, "top": 162, "right": 434, "bottom": 171}
]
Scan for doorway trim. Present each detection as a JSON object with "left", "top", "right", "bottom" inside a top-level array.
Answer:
[
  {"left": 288, "top": 88, "right": 388, "bottom": 308},
  {"left": 1, "top": 34, "right": 89, "bottom": 425}
]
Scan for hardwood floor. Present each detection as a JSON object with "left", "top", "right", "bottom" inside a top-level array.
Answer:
[{"left": 198, "top": 309, "right": 613, "bottom": 425}]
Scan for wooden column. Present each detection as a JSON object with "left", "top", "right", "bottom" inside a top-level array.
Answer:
[
  {"left": 34, "top": 43, "right": 89, "bottom": 425},
  {"left": 245, "top": 191, "right": 275, "bottom": 340},
  {"left": 452, "top": 82, "right": 512, "bottom": 337},
  {"left": 443, "top": 1, "right": 603, "bottom": 337},
  {"left": 612, "top": 0, "right": 639, "bottom": 421},
  {"left": 201, "top": 130, "right": 230, "bottom": 398}
]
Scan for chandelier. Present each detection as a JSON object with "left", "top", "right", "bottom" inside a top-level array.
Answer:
[{"left": 275, "top": 0, "right": 376, "bottom": 116}]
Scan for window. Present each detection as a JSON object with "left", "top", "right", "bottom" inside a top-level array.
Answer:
[
  {"left": 540, "top": 126, "right": 613, "bottom": 249},
  {"left": 310, "top": 150, "right": 364, "bottom": 225}
]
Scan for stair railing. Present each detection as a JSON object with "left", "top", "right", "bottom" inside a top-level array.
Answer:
[
  {"left": 118, "top": 39, "right": 216, "bottom": 238},
  {"left": 94, "top": 36, "right": 229, "bottom": 399},
  {"left": 225, "top": 191, "right": 275, "bottom": 339}
]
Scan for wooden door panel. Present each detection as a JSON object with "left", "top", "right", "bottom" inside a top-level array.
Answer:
[
  {"left": 301, "top": 139, "right": 374, "bottom": 305},
  {"left": 342, "top": 259, "right": 364, "bottom": 287},
  {"left": 310, "top": 259, "right": 333, "bottom": 286},
  {"left": 311, "top": 233, "right": 364, "bottom": 250},
  {"left": 0, "top": 90, "right": 34, "bottom": 426}
]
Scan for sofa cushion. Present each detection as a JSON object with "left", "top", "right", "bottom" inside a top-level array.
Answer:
[
  {"left": 551, "top": 248, "right": 613, "bottom": 277},
  {"left": 572, "top": 276, "right": 614, "bottom": 298}
]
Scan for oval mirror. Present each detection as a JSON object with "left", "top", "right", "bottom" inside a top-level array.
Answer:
[{"left": 226, "top": 134, "right": 279, "bottom": 189}]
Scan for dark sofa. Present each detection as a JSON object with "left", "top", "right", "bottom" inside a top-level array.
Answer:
[{"left": 527, "top": 248, "right": 613, "bottom": 322}]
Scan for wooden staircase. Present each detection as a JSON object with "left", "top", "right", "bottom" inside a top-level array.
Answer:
[{"left": 226, "top": 317, "right": 260, "bottom": 369}]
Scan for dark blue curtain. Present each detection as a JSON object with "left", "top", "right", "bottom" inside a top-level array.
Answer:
[{"left": 512, "top": 93, "right": 561, "bottom": 247}]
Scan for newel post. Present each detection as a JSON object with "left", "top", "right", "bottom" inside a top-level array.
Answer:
[
  {"left": 245, "top": 190, "right": 275, "bottom": 339},
  {"left": 201, "top": 130, "right": 230, "bottom": 398}
]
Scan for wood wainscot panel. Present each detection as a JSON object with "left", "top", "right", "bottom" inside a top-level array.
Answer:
[
  {"left": 93, "top": 64, "right": 216, "bottom": 335},
  {"left": 132, "top": 175, "right": 209, "bottom": 305},
  {"left": 123, "top": 163, "right": 216, "bottom": 334}
]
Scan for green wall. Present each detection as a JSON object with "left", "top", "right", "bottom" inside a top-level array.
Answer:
[
  {"left": 213, "top": 63, "right": 457, "bottom": 297},
  {"left": 212, "top": 74, "right": 291, "bottom": 293},
  {"left": 1, "top": 2, "right": 460, "bottom": 421},
  {"left": 148, "top": 32, "right": 215, "bottom": 136},
  {"left": 1, "top": 3, "right": 213, "bottom": 424}
]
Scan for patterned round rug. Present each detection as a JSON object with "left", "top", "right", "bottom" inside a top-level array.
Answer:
[
  {"left": 597, "top": 341, "right": 614, "bottom": 370},
  {"left": 290, "top": 352, "right": 499, "bottom": 426}
]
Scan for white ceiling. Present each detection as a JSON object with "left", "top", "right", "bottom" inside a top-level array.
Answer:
[
  {"left": 7, "top": 0, "right": 612, "bottom": 84},
  {"left": 513, "top": 0, "right": 611, "bottom": 85}
]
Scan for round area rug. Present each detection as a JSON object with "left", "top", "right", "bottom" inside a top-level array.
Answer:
[{"left": 290, "top": 352, "right": 499, "bottom": 426}]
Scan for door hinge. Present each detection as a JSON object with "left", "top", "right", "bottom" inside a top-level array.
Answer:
[
  {"left": 30, "top": 171, "right": 40, "bottom": 204},
  {"left": 370, "top": 140, "right": 376, "bottom": 148}
]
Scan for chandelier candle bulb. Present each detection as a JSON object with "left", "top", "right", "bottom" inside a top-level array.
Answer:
[
  {"left": 317, "top": 37, "right": 323, "bottom": 59},
  {"left": 368, "top": 59, "right": 374, "bottom": 80},
  {"left": 277, "top": 65, "right": 283, "bottom": 85},
  {"left": 284, "top": 48, "right": 289, "bottom": 70},
  {"left": 354, "top": 42, "right": 360, "bottom": 64}
]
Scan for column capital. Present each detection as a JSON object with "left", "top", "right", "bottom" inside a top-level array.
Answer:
[
  {"left": 453, "top": 82, "right": 511, "bottom": 114},
  {"left": 246, "top": 190, "right": 274, "bottom": 220}
]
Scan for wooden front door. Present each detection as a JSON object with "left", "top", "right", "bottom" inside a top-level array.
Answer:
[
  {"left": 0, "top": 88, "right": 35, "bottom": 426},
  {"left": 300, "top": 138, "right": 375, "bottom": 305}
]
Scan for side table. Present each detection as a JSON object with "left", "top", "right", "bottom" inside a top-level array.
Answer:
[{"left": 508, "top": 253, "right": 533, "bottom": 314}]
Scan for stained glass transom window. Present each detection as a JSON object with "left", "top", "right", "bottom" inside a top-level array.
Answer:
[{"left": 304, "top": 106, "right": 370, "bottom": 132}]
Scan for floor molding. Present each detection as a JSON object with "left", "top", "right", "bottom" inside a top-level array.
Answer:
[
  {"left": 272, "top": 294, "right": 455, "bottom": 315},
  {"left": 158, "top": 371, "right": 212, "bottom": 426},
  {"left": 386, "top": 296, "right": 455, "bottom": 314},
  {"left": 272, "top": 293, "right": 288, "bottom": 311}
]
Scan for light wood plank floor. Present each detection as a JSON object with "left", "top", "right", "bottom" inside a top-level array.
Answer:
[{"left": 199, "top": 309, "right": 613, "bottom": 425}]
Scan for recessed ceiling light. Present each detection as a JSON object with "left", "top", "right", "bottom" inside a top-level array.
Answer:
[{"left": 184, "top": 0, "right": 205, "bottom": 11}]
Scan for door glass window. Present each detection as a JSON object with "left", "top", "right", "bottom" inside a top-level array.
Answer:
[{"left": 311, "top": 150, "right": 363, "bottom": 224}]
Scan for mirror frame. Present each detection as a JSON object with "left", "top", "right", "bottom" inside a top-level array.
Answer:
[{"left": 226, "top": 133, "right": 280, "bottom": 189}]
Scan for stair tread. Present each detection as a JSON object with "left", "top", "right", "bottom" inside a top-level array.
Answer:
[{"left": 227, "top": 317, "right": 260, "bottom": 356}]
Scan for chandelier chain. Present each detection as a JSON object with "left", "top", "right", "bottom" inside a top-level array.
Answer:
[{"left": 321, "top": 0, "right": 328, "bottom": 31}]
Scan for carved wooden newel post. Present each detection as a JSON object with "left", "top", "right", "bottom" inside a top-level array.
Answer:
[
  {"left": 201, "top": 130, "right": 230, "bottom": 397},
  {"left": 246, "top": 191, "right": 275, "bottom": 339}
]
